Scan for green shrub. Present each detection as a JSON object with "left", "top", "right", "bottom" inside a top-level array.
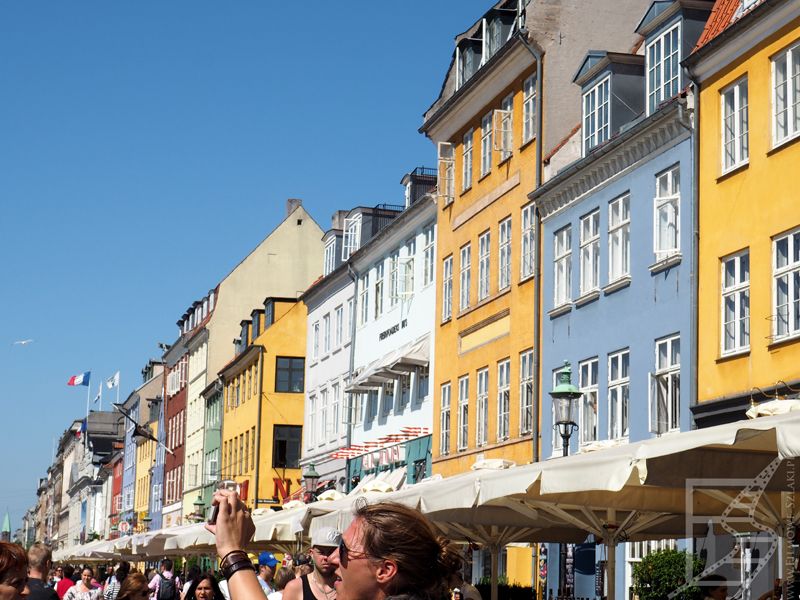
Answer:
[
  {"left": 632, "top": 548, "right": 704, "bottom": 600},
  {"left": 474, "top": 580, "right": 534, "bottom": 600}
]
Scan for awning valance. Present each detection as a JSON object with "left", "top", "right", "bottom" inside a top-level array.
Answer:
[{"left": 345, "top": 335, "right": 430, "bottom": 392}]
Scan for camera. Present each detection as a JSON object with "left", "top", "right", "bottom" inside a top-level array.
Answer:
[{"left": 208, "top": 479, "right": 241, "bottom": 525}]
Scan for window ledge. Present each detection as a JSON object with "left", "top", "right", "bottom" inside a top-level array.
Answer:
[
  {"left": 457, "top": 286, "right": 511, "bottom": 319},
  {"left": 716, "top": 348, "right": 750, "bottom": 363},
  {"left": 519, "top": 137, "right": 536, "bottom": 153},
  {"left": 649, "top": 253, "right": 682, "bottom": 274},
  {"left": 574, "top": 290, "right": 600, "bottom": 307},
  {"left": 768, "top": 131, "right": 800, "bottom": 156},
  {"left": 460, "top": 186, "right": 472, "bottom": 196},
  {"left": 478, "top": 171, "right": 491, "bottom": 183},
  {"left": 498, "top": 154, "right": 513, "bottom": 168},
  {"left": 603, "top": 276, "right": 632, "bottom": 295},
  {"left": 440, "top": 316, "right": 452, "bottom": 326},
  {"left": 717, "top": 161, "right": 749, "bottom": 182},
  {"left": 518, "top": 272, "right": 535, "bottom": 285},
  {"left": 768, "top": 332, "right": 800, "bottom": 351},
  {"left": 548, "top": 303, "right": 573, "bottom": 319}
]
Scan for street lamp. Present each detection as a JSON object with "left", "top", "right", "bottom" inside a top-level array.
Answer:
[
  {"left": 549, "top": 361, "right": 581, "bottom": 458},
  {"left": 302, "top": 464, "right": 320, "bottom": 503},
  {"left": 189, "top": 495, "right": 205, "bottom": 523},
  {"left": 141, "top": 514, "right": 152, "bottom": 531}
]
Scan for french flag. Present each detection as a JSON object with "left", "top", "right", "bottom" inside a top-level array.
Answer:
[{"left": 67, "top": 371, "right": 91, "bottom": 386}]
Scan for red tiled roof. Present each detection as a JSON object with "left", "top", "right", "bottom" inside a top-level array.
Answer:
[{"left": 694, "top": 0, "right": 766, "bottom": 50}]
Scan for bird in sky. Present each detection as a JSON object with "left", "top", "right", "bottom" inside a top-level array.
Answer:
[{"left": 12, "top": 339, "right": 33, "bottom": 346}]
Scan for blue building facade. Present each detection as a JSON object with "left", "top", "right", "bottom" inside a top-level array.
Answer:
[
  {"left": 533, "top": 1, "right": 712, "bottom": 595},
  {"left": 120, "top": 395, "right": 139, "bottom": 533},
  {"left": 149, "top": 395, "right": 165, "bottom": 530}
]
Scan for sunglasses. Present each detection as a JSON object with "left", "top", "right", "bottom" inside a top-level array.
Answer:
[{"left": 337, "top": 538, "right": 371, "bottom": 567}]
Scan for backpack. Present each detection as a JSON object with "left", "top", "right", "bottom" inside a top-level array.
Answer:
[{"left": 157, "top": 575, "right": 177, "bottom": 600}]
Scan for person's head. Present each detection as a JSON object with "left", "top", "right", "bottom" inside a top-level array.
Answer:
[
  {"left": 257, "top": 552, "right": 278, "bottom": 581},
  {"left": 308, "top": 527, "right": 340, "bottom": 577},
  {"left": 452, "top": 588, "right": 463, "bottom": 600},
  {"left": 330, "top": 502, "right": 462, "bottom": 600},
  {"left": 700, "top": 574, "right": 728, "bottom": 599},
  {"left": 0, "top": 542, "right": 28, "bottom": 600},
  {"left": 159, "top": 560, "right": 172, "bottom": 574},
  {"left": 185, "top": 566, "right": 200, "bottom": 585},
  {"left": 116, "top": 573, "right": 149, "bottom": 600},
  {"left": 272, "top": 568, "right": 294, "bottom": 592},
  {"left": 186, "top": 576, "right": 222, "bottom": 600},
  {"left": 62, "top": 566, "right": 75, "bottom": 581},
  {"left": 27, "top": 544, "right": 52, "bottom": 578},
  {"left": 115, "top": 562, "right": 130, "bottom": 584},
  {"left": 80, "top": 568, "right": 93, "bottom": 589},
  {"left": 53, "top": 566, "right": 63, "bottom": 580}
]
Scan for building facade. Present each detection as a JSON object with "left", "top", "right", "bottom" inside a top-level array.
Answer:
[{"left": 162, "top": 336, "right": 189, "bottom": 529}]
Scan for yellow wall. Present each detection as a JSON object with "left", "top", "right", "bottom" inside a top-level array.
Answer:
[
  {"left": 134, "top": 422, "right": 156, "bottom": 517},
  {"left": 434, "top": 64, "right": 540, "bottom": 478},
  {"left": 506, "top": 546, "right": 533, "bottom": 587},
  {"left": 697, "top": 18, "right": 800, "bottom": 403}
]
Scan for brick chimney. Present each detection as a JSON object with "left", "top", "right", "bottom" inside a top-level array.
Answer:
[{"left": 286, "top": 198, "right": 302, "bottom": 216}]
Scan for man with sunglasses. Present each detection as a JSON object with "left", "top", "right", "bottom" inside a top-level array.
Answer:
[{"left": 282, "top": 527, "right": 340, "bottom": 600}]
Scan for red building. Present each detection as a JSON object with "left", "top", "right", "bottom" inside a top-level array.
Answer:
[
  {"left": 162, "top": 346, "right": 188, "bottom": 529},
  {"left": 107, "top": 451, "right": 123, "bottom": 538}
]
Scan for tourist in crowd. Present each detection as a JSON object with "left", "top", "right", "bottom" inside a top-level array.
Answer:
[
  {"left": 282, "top": 527, "right": 339, "bottom": 600},
  {"left": 255, "top": 553, "right": 278, "bottom": 596},
  {"left": 182, "top": 576, "right": 222, "bottom": 600},
  {"left": 62, "top": 568, "right": 101, "bottom": 600},
  {"left": 0, "top": 542, "right": 29, "bottom": 600},
  {"left": 103, "top": 562, "right": 129, "bottom": 600},
  {"left": 266, "top": 569, "right": 293, "bottom": 600},
  {"left": 52, "top": 567, "right": 63, "bottom": 587},
  {"left": 26, "top": 544, "right": 57, "bottom": 600},
  {"left": 179, "top": 567, "right": 200, "bottom": 600},
  {"left": 147, "top": 560, "right": 180, "bottom": 600},
  {"left": 116, "top": 574, "right": 150, "bottom": 600},
  {"left": 56, "top": 567, "right": 75, "bottom": 600}
]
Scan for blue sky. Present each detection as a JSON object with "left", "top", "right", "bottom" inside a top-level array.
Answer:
[{"left": 0, "top": 1, "right": 490, "bottom": 531}]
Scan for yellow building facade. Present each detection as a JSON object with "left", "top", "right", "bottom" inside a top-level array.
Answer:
[
  {"left": 690, "top": 1, "right": 800, "bottom": 425},
  {"left": 220, "top": 298, "right": 306, "bottom": 509},
  {"left": 134, "top": 421, "right": 156, "bottom": 528}
]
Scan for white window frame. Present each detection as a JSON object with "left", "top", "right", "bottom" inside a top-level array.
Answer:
[
  {"left": 499, "top": 218, "right": 512, "bottom": 290},
  {"left": 523, "top": 74, "right": 537, "bottom": 143},
  {"left": 476, "top": 368, "right": 489, "bottom": 447},
  {"left": 438, "top": 143, "right": 455, "bottom": 205},
  {"left": 462, "top": 129, "right": 473, "bottom": 192},
  {"left": 579, "top": 358, "right": 599, "bottom": 446},
  {"left": 721, "top": 77, "right": 749, "bottom": 172},
  {"left": 480, "top": 112, "right": 493, "bottom": 177},
  {"left": 389, "top": 250, "right": 400, "bottom": 307},
  {"left": 442, "top": 255, "right": 453, "bottom": 321},
  {"left": 457, "top": 376, "right": 469, "bottom": 451},
  {"left": 312, "top": 322, "right": 320, "bottom": 360},
  {"left": 460, "top": 244, "right": 471, "bottom": 311},
  {"left": 646, "top": 23, "right": 681, "bottom": 115},
  {"left": 520, "top": 350, "right": 534, "bottom": 435},
  {"left": 609, "top": 194, "right": 631, "bottom": 282},
  {"left": 334, "top": 305, "right": 344, "bottom": 348},
  {"left": 374, "top": 261, "right": 384, "bottom": 318},
  {"left": 583, "top": 76, "right": 611, "bottom": 155},
  {"left": 608, "top": 349, "right": 630, "bottom": 440},
  {"left": 331, "top": 383, "right": 340, "bottom": 439},
  {"left": 773, "top": 229, "right": 800, "bottom": 340},
  {"left": 721, "top": 251, "right": 750, "bottom": 355},
  {"left": 554, "top": 226, "right": 572, "bottom": 307},
  {"left": 324, "top": 239, "right": 336, "bottom": 276},
  {"left": 440, "top": 383, "right": 451, "bottom": 456},
  {"left": 319, "top": 388, "right": 328, "bottom": 441},
  {"left": 521, "top": 203, "right": 535, "bottom": 279},
  {"left": 423, "top": 225, "right": 435, "bottom": 287},
  {"left": 494, "top": 95, "right": 513, "bottom": 162},
  {"left": 342, "top": 214, "right": 362, "bottom": 260},
  {"left": 654, "top": 165, "right": 681, "bottom": 260},
  {"left": 650, "top": 334, "right": 680, "bottom": 434},
  {"left": 580, "top": 210, "right": 600, "bottom": 295},
  {"left": 323, "top": 313, "right": 331, "bottom": 354},
  {"left": 497, "top": 359, "right": 510, "bottom": 441},
  {"left": 772, "top": 42, "right": 800, "bottom": 146},
  {"left": 478, "top": 231, "right": 491, "bottom": 301}
]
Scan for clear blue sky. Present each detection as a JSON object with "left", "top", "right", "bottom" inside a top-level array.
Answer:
[{"left": 0, "top": 1, "right": 490, "bottom": 532}]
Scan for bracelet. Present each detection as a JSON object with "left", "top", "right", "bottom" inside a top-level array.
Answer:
[
  {"left": 222, "top": 559, "right": 255, "bottom": 580},
  {"left": 220, "top": 550, "right": 245, "bottom": 566}
]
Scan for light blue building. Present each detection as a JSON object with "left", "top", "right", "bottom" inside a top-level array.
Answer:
[
  {"left": 150, "top": 391, "right": 165, "bottom": 531},
  {"left": 532, "top": 0, "right": 712, "bottom": 595},
  {"left": 119, "top": 394, "right": 138, "bottom": 533}
]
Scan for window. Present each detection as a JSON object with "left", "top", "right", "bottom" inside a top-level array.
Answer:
[
  {"left": 342, "top": 214, "right": 361, "bottom": 260},
  {"left": 457, "top": 376, "right": 469, "bottom": 451},
  {"left": 382, "top": 382, "right": 394, "bottom": 415},
  {"left": 583, "top": 77, "right": 610, "bottom": 154},
  {"left": 331, "top": 383, "right": 340, "bottom": 438},
  {"left": 497, "top": 359, "right": 510, "bottom": 441},
  {"left": 499, "top": 218, "right": 511, "bottom": 290},
  {"left": 423, "top": 225, "right": 435, "bottom": 287},
  {"left": 346, "top": 298, "right": 354, "bottom": 341},
  {"left": 647, "top": 23, "right": 680, "bottom": 114},
  {"left": 312, "top": 322, "right": 319, "bottom": 360},
  {"left": 320, "top": 388, "right": 328, "bottom": 440},
  {"left": 273, "top": 425, "right": 302, "bottom": 468},
  {"left": 722, "top": 78, "right": 749, "bottom": 171},
  {"left": 438, "top": 143, "right": 455, "bottom": 205},
  {"left": 579, "top": 358, "right": 598, "bottom": 445},
  {"left": 323, "top": 314, "right": 331, "bottom": 354},
  {"left": 609, "top": 194, "right": 631, "bottom": 282},
  {"left": 773, "top": 229, "right": 800, "bottom": 339},
  {"left": 654, "top": 165, "right": 680, "bottom": 259},
  {"left": 608, "top": 349, "right": 630, "bottom": 439},
  {"left": 359, "top": 275, "right": 369, "bottom": 325},
  {"left": 554, "top": 226, "right": 572, "bottom": 307},
  {"left": 324, "top": 240, "right": 336, "bottom": 276},
  {"left": 460, "top": 244, "right": 472, "bottom": 311},
  {"left": 276, "top": 357, "right": 304, "bottom": 393},
  {"left": 462, "top": 129, "right": 473, "bottom": 192},
  {"left": 722, "top": 251, "right": 750, "bottom": 354},
  {"left": 442, "top": 256, "right": 453, "bottom": 321},
  {"left": 334, "top": 305, "right": 344, "bottom": 348},
  {"left": 651, "top": 335, "right": 680, "bottom": 434},
  {"left": 476, "top": 368, "right": 489, "bottom": 446},
  {"left": 478, "top": 231, "right": 491, "bottom": 300},
  {"left": 264, "top": 300, "right": 274, "bottom": 329},
  {"left": 580, "top": 210, "right": 600, "bottom": 294},
  {"left": 520, "top": 350, "right": 534, "bottom": 435},
  {"left": 308, "top": 395, "right": 316, "bottom": 447},
  {"left": 389, "top": 250, "right": 400, "bottom": 307},
  {"left": 523, "top": 74, "right": 537, "bottom": 143},
  {"left": 495, "top": 94, "right": 513, "bottom": 161},
  {"left": 521, "top": 203, "right": 535, "bottom": 279},
  {"left": 480, "top": 112, "right": 493, "bottom": 177},
  {"left": 374, "top": 261, "right": 384, "bottom": 318},
  {"left": 772, "top": 42, "right": 800, "bottom": 144}
]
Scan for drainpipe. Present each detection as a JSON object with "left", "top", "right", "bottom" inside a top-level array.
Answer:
[
  {"left": 346, "top": 264, "right": 359, "bottom": 453},
  {"left": 517, "top": 28, "right": 544, "bottom": 463},
  {"left": 254, "top": 350, "right": 264, "bottom": 508}
]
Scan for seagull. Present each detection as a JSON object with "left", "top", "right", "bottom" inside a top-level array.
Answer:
[
  {"left": 113, "top": 403, "right": 174, "bottom": 455},
  {"left": 12, "top": 339, "right": 33, "bottom": 346}
]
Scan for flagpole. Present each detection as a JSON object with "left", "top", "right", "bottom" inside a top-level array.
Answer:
[
  {"left": 117, "top": 373, "right": 120, "bottom": 405},
  {"left": 99, "top": 382, "right": 103, "bottom": 412},
  {"left": 85, "top": 376, "right": 90, "bottom": 450}
]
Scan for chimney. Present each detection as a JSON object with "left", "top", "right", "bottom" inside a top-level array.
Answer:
[
  {"left": 331, "top": 210, "right": 349, "bottom": 231},
  {"left": 286, "top": 198, "right": 302, "bottom": 216}
]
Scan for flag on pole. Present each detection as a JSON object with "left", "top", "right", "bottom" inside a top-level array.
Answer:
[
  {"left": 67, "top": 371, "right": 91, "bottom": 386},
  {"left": 106, "top": 371, "right": 120, "bottom": 390},
  {"left": 93, "top": 385, "right": 101, "bottom": 405}
]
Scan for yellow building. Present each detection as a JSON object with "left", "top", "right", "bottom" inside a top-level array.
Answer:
[
  {"left": 220, "top": 297, "right": 307, "bottom": 509},
  {"left": 688, "top": 0, "right": 800, "bottom": 426},
  {"left": 134, "top": 420, "right": 156, "bottom": 529}
]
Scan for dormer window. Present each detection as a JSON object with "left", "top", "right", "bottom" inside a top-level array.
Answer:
[
  {"left": 342, "top": 214, "right": 362, "bottom": 260},
  {"left": 485, "top": 13, "right": 514, "bottom": 59},
  {"left": 646, "top": 23, "right": 681, "bottom": 114},
  {"left": 324, "top": 239, "right": 337, "bottom": 276},
  {"left": 583, "top": 77, "right": 611, "bottom": 154},
  {"left": 457, "top": 40, "right": 482, "bottom": 88}
]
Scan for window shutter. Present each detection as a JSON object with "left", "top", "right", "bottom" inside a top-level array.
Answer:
[
  {"left": 493, "top": 109, "right": 512, "bottom": 153},
  {"left": 437, "top": 142, "right": 455, "bottom": 205}
]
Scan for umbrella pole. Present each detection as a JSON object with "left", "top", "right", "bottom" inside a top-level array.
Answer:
[
  {"left": 490, "top": 545, "right": 499, "bottom": 600},
  {"left": 606, "top": 509, "right": 616, "bottom": 600}
]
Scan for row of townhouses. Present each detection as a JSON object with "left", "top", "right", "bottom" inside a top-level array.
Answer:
[{"left": 23, "top": 0, "right": 800, "bottom": 597}]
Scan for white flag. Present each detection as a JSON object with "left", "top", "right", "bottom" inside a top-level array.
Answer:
[{"left": 106, "top": 371, "right": 120, "bottom": 389}]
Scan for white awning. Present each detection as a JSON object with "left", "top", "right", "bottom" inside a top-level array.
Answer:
[{"left": 345, "top": 335, "right": 430, "bottom": 392}]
